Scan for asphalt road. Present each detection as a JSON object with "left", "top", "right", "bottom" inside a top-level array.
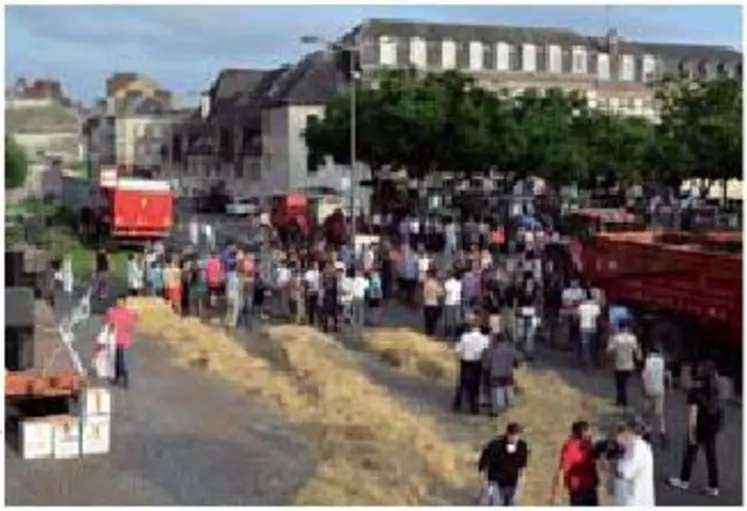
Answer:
[{"left": 5, "top": 313, "right": 314, "bottom": 506}]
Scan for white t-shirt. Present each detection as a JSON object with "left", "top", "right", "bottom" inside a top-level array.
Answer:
[
  {"left": 578, "top": 300, "right": 601, "bottom": 332},
  {"left": 352, "top": 276, "right": 369, "bottom": 300},
  {"left": 642, "top": 354, "right": 666, "bottom": 396},
  {"left": 410, "top": 219, "right": 420, "bottom": 235},
  {"left": 614, "top": 436, "right": 655, "bottom": 506},
  {"left": 607, "top": 332, "right": 639, "bottom": 372},
  {"left": 304, "top": 269, "right": 320, "bottom": 293},
  {"left": 276, "top": 266, "right": 291, "bottom": 286},
  {"left": 340, "top": 276, "right": 354, "bottom": 304},
  {"left": 418, "top": 256, "right": 431, "bottom": 275},
  {"left": 455, "top": 330, "right": 490, "bottom": 362},
  {"left": 444, "top": 278, "right": 462, "bottom": 306}
]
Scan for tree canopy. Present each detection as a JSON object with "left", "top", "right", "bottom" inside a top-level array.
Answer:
[
  {"left": 304, "top": 69, "right": 742, "bottom": 194},
  {"left": 6, "top": 137, "right": 29, "bottom": 190}
]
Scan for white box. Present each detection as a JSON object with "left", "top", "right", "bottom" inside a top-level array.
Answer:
[
  {"left": 51, "top": 415, "right": 81, "bottom": 459},
  {"left": 81, "top": 387, "right": 112, "bottom": 417},
  {"left": 81, "top": 415, "right": 111, "bottom": 455},
  {"left": 19, "top": 418, "right": 54, "bottom": 460}
]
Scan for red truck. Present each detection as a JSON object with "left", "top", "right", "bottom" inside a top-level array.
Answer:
[
  {"left": 62, "top": 168, "right": 174, "bottom": 245},
  {"left": 565, "top": 209, "right": 742, "bottom": 388}
]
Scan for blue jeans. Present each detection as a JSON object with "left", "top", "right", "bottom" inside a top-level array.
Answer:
[{"left": 482, "top": 481, "right": 517, "bottom": 506}]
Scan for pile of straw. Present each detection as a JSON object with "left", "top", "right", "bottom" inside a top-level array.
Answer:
[
  {"left": 363, "top": 327, "right": 615, "bottom": 506},
  {"left": 128, "top": 298, "right": 475, "bottom": 505}
]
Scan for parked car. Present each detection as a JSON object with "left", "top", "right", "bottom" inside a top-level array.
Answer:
[{"left": 226, "top": 197, "right": 257, "bottom": 216}]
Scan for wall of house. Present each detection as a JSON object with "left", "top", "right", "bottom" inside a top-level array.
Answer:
[
  {"left": 260, "top": 106, "right": 291, "bottom": 196},
  {"left": 11, "top": 132, "right": 81, "bottom": 164}
]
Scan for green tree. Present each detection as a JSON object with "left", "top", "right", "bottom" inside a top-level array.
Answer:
[
  {"left": 654, "top": 76, "right": 742, "bottom": 196},
  {"left": 5, "top": 137, "right": 29, "bottom": 190}
]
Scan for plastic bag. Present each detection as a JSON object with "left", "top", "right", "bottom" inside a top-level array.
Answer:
[{"left": 93, "top": 325, "right": 116, "bottom": 379}]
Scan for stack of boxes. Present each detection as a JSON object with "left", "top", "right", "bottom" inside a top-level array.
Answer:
[
  {"left": 17, "top": 386, "right": 112, "bottom": 460},
  {"left": 79, "top": 386, "right": 112, "bottom": 455}
]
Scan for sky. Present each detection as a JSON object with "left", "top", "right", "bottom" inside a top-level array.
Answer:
[{"left": 5, "top": 4, "right": 743, "bottom": 105}]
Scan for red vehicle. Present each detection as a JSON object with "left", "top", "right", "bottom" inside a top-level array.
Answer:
[
  {"left": 566, "top": 210, "right": 742, "bottom": 386},
  {"left": 63, "top": 169, "right": 174, "bottom": 244}
]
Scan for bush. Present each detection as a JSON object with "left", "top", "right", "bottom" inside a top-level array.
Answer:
[{"left": 6, "top": 138, "right": 29, "bottom": 190}]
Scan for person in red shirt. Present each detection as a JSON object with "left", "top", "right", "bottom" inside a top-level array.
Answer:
[
  {"left": 206, "top": 251, "right": 224, "bottom": 308},
  {"left": 106, "top": 294, "right": 139, "bottom": 390},
  {"left": 552, "top": 420, "right": 600, "bottom": 506}
]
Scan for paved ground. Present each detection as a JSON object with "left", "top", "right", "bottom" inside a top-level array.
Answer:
[
  {"left": 361, "top": 302, "right": 743, "bottom": 506},
  {"left": 5, "top": 310, "right": 314, "bottom": 506}
]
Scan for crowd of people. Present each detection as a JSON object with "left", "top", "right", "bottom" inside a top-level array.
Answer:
[{"left": 62, "top": 209, "right": 728, "bottom": 506}]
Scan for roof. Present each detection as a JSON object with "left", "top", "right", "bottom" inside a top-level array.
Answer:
[
  {"left": 262, "top": 51, "right": 343, "bottom": 107},
  {"left": 358, "top": 18, "right": 742, "bottom": 61},
  {"left": 210, "top": 69, "right": 268, "bottom": 119},
  {"left": 5, "top": 103, "right": 80, "bottom": 134}
]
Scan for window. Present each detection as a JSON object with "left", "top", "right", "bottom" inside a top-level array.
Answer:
[
  {"left": 495, "top": 42, "right": 510, "bottom": 71},
  {"left": 597, "top": 53, "right": 610, "bottom": 81},
  {"left": 469, "top": 41, "right": 484, "bottom": 71},
  {"left": 620, "top": 54, "right": 635, "bottom": 81},
  {"left": 642, "top": 54, "right": 656, "bottom": 82},
  {"left": 522, "top": 44, "right": 536, "bottom": 72},
  {"left": 572, "top": 46, "right": 587, "bottom": 74},
  {"left": 547, "top": 45, "right": 562, "bottom": 73},
  {"left": 442, "top": 39, "right": 457, "bottom": 69},
  {"left": 409, "top": 37, "right": 427, "bottom": 68},
  {"left": 379, "top": 36, "right": 397, "bottom": 66}
]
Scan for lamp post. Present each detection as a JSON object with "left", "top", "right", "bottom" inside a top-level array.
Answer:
[{"left": 301, "top": 35, "right": 361, "bottom": 242}]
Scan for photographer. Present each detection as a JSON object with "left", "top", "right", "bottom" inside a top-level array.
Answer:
[{"left": 601, "top": 421, "right": 655, "bottom": 506}]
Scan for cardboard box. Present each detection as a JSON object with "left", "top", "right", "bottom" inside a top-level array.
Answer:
[
  {"left": 50, "top": 415, "right": 81, "bottom": 459},
  {"left": 19, "top": 418, "right": 54, "bottom": 460},
  {"left": 81, "top": 387, "right": 112, "bottom": 417},
  {"left": 81, "top": 417, "right": 111, "bottom": 455}
]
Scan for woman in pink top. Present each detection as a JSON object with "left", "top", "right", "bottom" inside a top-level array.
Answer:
[{"left": 106, "top": 295, "right": 139, "bottom": 389}]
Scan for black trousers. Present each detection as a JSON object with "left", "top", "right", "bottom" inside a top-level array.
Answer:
[
  {"left": 453, "top": 360, "right": 481, "bottom": 414},
  {"left": 424, "top": 305, "right": 440, "bottom": 336},
  {"left": 569, "top": 488, "right": 599, "bottom": 506},
  {"left": 114, "top": 346, "right": 129, "bottom": 389},
  {"left": 680, "top": 434, "right": 719, "bottom": 488},
  {"left": 306, "top": 293, "right": 319, "bottom": 325},
  {"left": 614, "top": 370, "right": 632, "bottom": 407}
]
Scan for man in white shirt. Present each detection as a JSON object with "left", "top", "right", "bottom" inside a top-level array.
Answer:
[
  {"left": 577, "top": 292, "right": 601, "bottom": 368},
  {"left": 613, "top": 421, "right": 655, "bottom": 506},
  {"left": 443, "top": 271, "right": 463, "bottom": 340},
  {"left": 304, "top": 264, "right": 321, "bottom": 326},
  {"left": 606, "top": 320, "right": 641, "bottom": 410},
  {"left": 642, "top": 346, "right": 668, "bottom": 447},
  {"left": 350, "top": 268, "right": 369, "bottom": 337},
  {"left": 402, "top": 248, "right": 419, "bottom": 306},
  {"left": 562, "top": 280, "right": 585, "bottom": 309},
  {"left": 453, "top": 315, "right": 490, "bottom": 415},
  {"left": 275, "top": 262, "right": 292, "bottom": 319},
  {"left": 445, "top": 220, "right": 458, "bottom": 256}
]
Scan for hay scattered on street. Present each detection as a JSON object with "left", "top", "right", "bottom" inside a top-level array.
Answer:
[{"left": 128, "top": 298, "right": 474, "bottom": 505}]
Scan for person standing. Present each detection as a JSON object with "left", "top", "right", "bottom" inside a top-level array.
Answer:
[
  {"left": 164, "top": 256, "right": 182, "bottom": 315},
  {"left": 94, "top": 248, "right": 110, "bottom": 300},
  {"left": 577, "top": 291, "right": 602, "bottom": 367},
  {"left": 126, "top": 253, "right": 144, "bottom": 297},
  {"left": 641, "top": 346, "right": 668, "bottom": 448},
  {"left": 402, "top": 247, "right": 419, "bottom": 306},
  {"left": 612, "top": 421, "right": 655, "bottom": 506},
  {"left": 453, "top": 314, "right": 490, "bottom": 415},
  {"left": 482, "top": 333, "right": 518, "bottom": 416},
  {"left": 366, "top": 267, "right": 384, "bottom": 325},
  {"left": 516, "top": 279, "right": 538, "bottom": 360},
  {"left": 667, "top": 360, "right": 724, "bottom": 497},
  {"left": 552, "top": 421, "right": 600, "bottom": 506},
  {"left": 224, "top": 264, "right": 242, "bottom": 328},
  {"left": 442, "top": 270, "right": 463, "bottom": 341},
  {"left": 350, "top": 267, "right": 368, "bottom": 338},
  {"left": 606, "top": 320, "right": 641, "bottom": 409},
  {"left": 320, "top": 264, "right": 340, "bottom": 333},
  {"left": 304, "top": 261, "right": 321, "bottom": 326},
  {"left": 422, "top": 269, "right": 443, "bottom": 336},
  {"left": 206, "top": 251, "right": 223, "bottom": 310},
  {"left": 478, "top": 422, "right": 529, "bottom": 506},
  {"left": 106, "top": 294, "right": 139, "bottom": 390}
]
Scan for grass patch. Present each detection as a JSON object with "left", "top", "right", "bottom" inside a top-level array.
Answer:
[
  {"left": 128, "top": 298, "right": 476, "bottom": 505},
  {"left": 363, "top": 327, "right": 616, "bottom": 506}
]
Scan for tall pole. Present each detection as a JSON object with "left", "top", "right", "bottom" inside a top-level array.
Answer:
[{"left": 349, "top": 50, "right": 357, "bottom": 244}]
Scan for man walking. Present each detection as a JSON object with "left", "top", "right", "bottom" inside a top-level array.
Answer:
[
  {"left": 606, "top": 319, "right": 641, "bottom": 409},
  {"left": 478, "top": 422, "right": 529, "bottom": 506},
  {"left": 453, "top": 314, "right": 489, "bottom": 415},
  {"left": 482, "top": 333, "right": 519, "bottom": 416},
  {"left": 443, "top": 270, "right": 463, "bottom": 340},
  {"left": 642, "top": 346, "right": 668, "bottom": 448}
]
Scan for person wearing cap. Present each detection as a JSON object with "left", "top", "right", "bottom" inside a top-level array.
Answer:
[
  {"left": 453, "top": 312, "right": 490, "bottom": 415},
  {"left": 478, "top": 422, "right": 529, "bottom": 506}
]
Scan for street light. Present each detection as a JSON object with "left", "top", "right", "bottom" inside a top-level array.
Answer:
[{"left": 301, "top": 35, "right": 361, "bottom": 242}]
